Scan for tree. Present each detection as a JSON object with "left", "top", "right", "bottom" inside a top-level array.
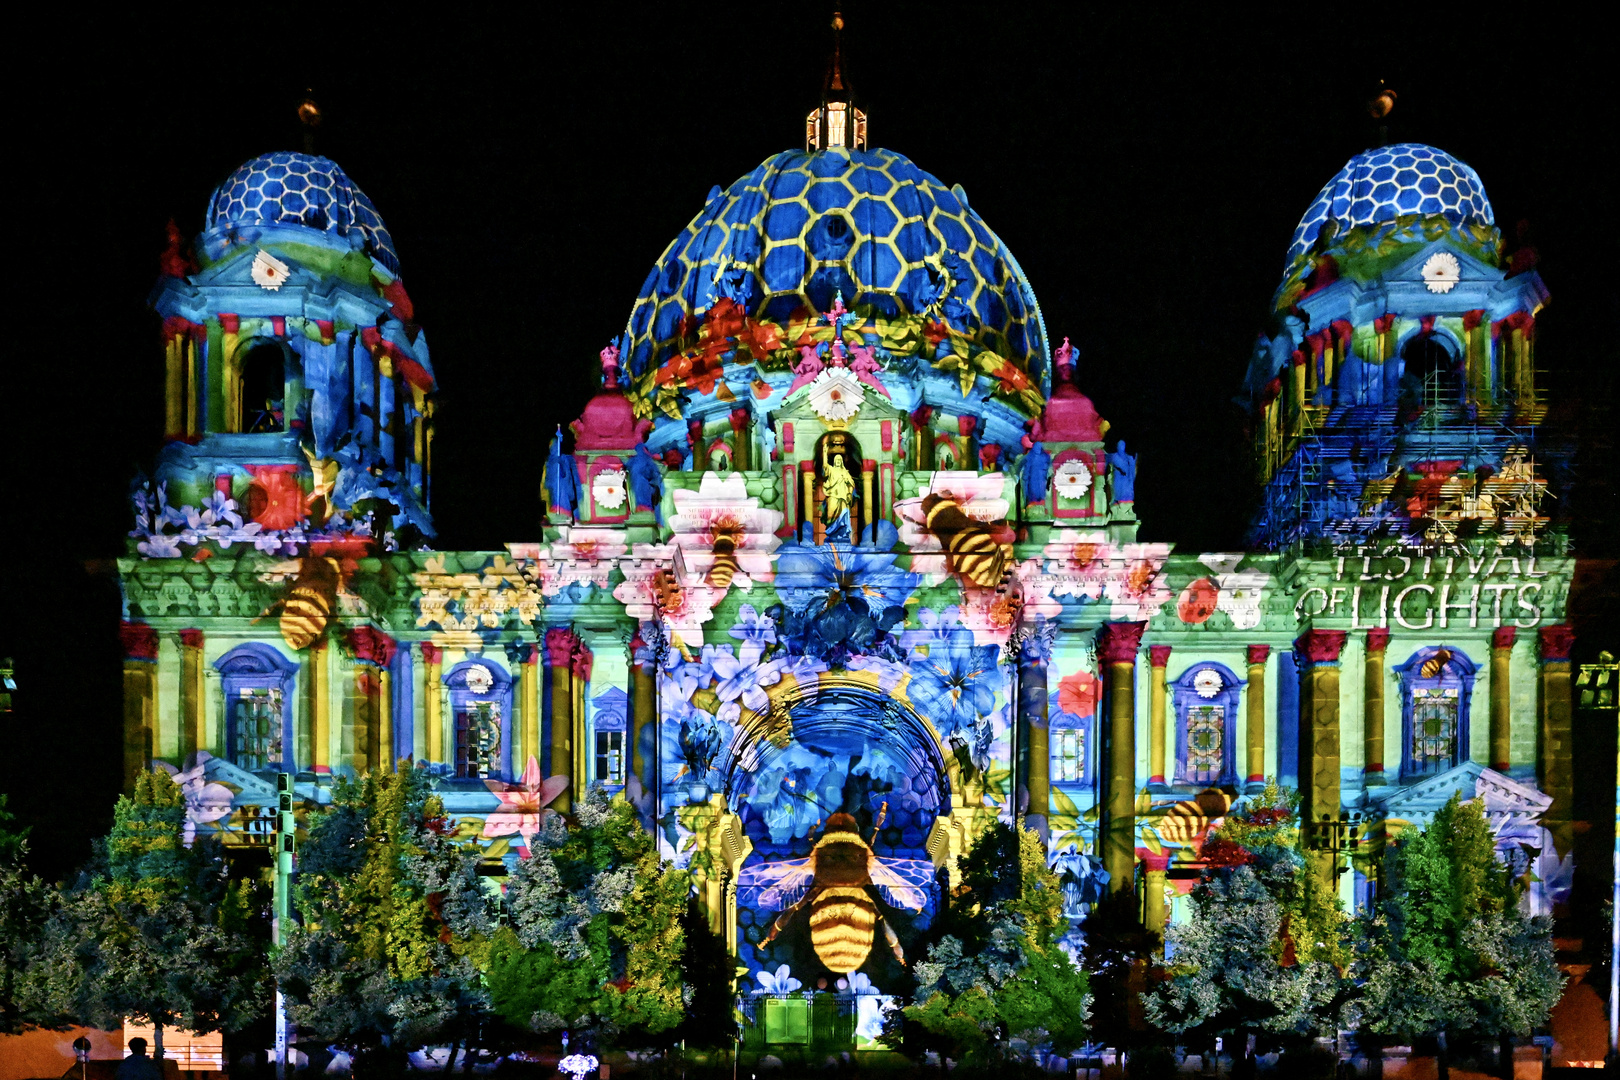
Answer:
[
  {"left": 273, "top": 766, "right": 496, "bottom": 1073},
  {"left": 1141, "top": 782, "right": 1351, "bottom": 1076},
  {"left": 1355, "top": 794, "right": 1563, "bottom": 1080},
  {"left": 899, "top": 822, "right": 1091, "bottom": 1069},
  {"left": 51, "top": 772, "right": 269, "bottom": 1055},
  {"left": 488, "top": 787, "right": 693, "bottom": 1047},
  {"left": 0, "top": 794, "right": 78, "bottom": 1034}
]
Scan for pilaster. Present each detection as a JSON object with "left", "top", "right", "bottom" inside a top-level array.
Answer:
[
  {"left": 1098, "top": 621, "right": 1145, "bottom": 896},
  {"left": 1245, "top": 644, "right": 1270, "bottom": 792}
]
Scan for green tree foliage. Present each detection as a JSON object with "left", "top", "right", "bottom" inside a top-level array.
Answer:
[
  {"left": 0, "top": 794, "right": 78, "bottom": 1035},
  {"left": 1355, "top": 794, "right": 1563, "bottom": 1068},
  {"left": 1141, "top": 783, "right": 1351, "bottom": 1070},
  {"left": 50, "top": 772, "right": 270, "bottom": 1050},
  {"left": 900, "top": 822, "right": 1090, "bottom": 1066},
  {"left": 273, "top": 767, "right": 495, "bottom": 1065},
  {"left": 488, "top": 788, "right": 693, "bottom": 1046}
]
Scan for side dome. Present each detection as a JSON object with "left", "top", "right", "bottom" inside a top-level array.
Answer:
[
  {"left": 623, "top": 147, "right": 1048, "bottom": 378},
  {"left": 1284, "top": 143, "right": 1494, "bottom": 270},
  {"left": 204, "top": 152, "right": 400, "bottom": 273}
]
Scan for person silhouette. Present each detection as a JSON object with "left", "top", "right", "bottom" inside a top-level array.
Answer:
[{"left": 115, "top": 1038, "right": 163, "bottom": 1080}]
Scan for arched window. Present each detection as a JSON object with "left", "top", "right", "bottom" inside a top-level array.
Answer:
[
  {"left": 215, "top": 643, "right": 299, "bottom": 773},
  {"left": 591, "top": 686, "right": 628, "bottom": 787},
  {"left": 237, "top": 342, "right": 287, "bottom": 433},
  {"left": 1399, "top": 333, "right": 1460, "bottom": 412},
  {"left": 445, "top": 659, "right": 512, "bottom": 779},
  {"left": 1172, "top": 663, "right": 1244, "bottom": 787},
  {"left": 1394, "top": 646, "right": 1478, "bottom": 779}
]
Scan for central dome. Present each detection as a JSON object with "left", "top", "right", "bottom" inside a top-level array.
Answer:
[
  {"left": 204, "top": 152, "right": 400, "bottom": 274},
  {"left": 624, "top": 147, "right": 1048, "bottom": 378}
]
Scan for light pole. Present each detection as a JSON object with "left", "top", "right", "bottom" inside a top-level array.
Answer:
[{"left": 274, "top": 772, "right": 296, "bottom": 1079}]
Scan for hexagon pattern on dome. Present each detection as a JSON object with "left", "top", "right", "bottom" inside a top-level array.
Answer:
[
  {"left": 206, "top": 152, "right": 400, "bottom": 274},
  {"left": 624, "top": 147, "right": 1047, "bottom": 377},
  {"left": 1285, "top": 143, "right": 1494, "bottom": 270}
]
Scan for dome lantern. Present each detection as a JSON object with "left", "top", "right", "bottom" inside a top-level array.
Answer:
[{"left": 805, "top": 11, "right": 866, "bottom": 152}]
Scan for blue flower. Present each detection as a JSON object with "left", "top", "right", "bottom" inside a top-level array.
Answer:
[
  {"left": 773, "top": 542, "right": 919, "bottom": 617},
  {"left": 905, "top": 628, "right": 1004, "bottom": 738},
  {"left": 753, "top": 964, "right": 802, "bottom": 996},
  {"left": 728, "top": 604, "right": 777, "bottom": 666}
]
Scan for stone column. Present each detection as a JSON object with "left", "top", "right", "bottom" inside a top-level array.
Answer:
[
  {"left": 546, "top": 627, "right": 580, "bottom": 812},
  {"left": 1490, "top": 626, "right": 1516, "bottom": 772},
  {"left": 420, "top": 643, "right": 442, "bottom": 769},
  {"left": 631, "top": 630, "right": 656, "bottom": 796},
  {"left": 1099, "top": 622, "right": 1145, "bottom": 896},
  {"left": 1147, "top": 646, "right": 1171, "bottom": 791},
  {"left": 1538, "top": 624, "right": 1576, "bottom": 856},
  {"left": 1018, "top": 633, "right": 1051, "bottom": 842},
  {"left": 729, "top": 408, "right": 750, "bottom": 472},
  {"left": 377, "top": 665, "right": 393, "bottom": 773},
  {"left": 120, "top": 622, "right": 158, "bottom": 793},
  {"left": 1141, "top": 850, "right": 1172, "bottom": 944},
  {"left": 1296, "top": 629, "right": 1347, "bottom": 890},
  {"left": 309, "top": 637, "right": 331, "bottom": 776},
  {"left": 521, "top": 644, "right": 541, "bottom": 774},
  {"left": 179, "top": 629, "right": 205, "bottom": 763},
  {"left": 1363, "top": 628, "right": 1389, "bottom": 787},
  {"left": 1246, "top": 644, "right": 1270, "bottom": 792}
]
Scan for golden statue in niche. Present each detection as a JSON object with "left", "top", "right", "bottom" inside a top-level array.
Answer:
[{"left": 809, "top": 430, "right": 864, "bottom": 543}]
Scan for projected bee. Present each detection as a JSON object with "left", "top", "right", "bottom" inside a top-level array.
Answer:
[
  {"left": 257, "top": 555, "right": 345, "bottom": 651},
  {"left": 738, "top": 808, "right": 937, "bottom": 974},
  {"left": 919, "top": 493, "right": 1011, "bottom": 588}
]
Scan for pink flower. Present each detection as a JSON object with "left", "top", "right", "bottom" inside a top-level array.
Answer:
[{"left": 482, "top": 756, "right": 569, "bottom": 846}]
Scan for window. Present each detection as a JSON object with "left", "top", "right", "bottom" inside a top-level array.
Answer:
[
  {"left": 1172, "top": 663, "right": 1243, "bottom": 788},
  {"left": 237, "top": 343, "right": 286, "bottom": 433},
  {"left": 1409, "top": 688, "right": 1460, "bottom": 776},
  {"left": 233, "top": 687, "right": 283, "bottom": 771},
  {"left": 454, "top": 701, "right": 502, "bottom": 779},
  {"left": 215, "top": 643, "right": 298, "bottom": 773},
  {"left": 1394, "top": 646, "right": 1478, "bottom": 781},
  {"left": 1184, "top": 704, "right": 1227, "bottom": 784},
  {"left": 1053, "top": 727, "right": 1085, "bottom": 782},
  {"left": 596, "top": 730, "right": 625, "bottom": 785}
]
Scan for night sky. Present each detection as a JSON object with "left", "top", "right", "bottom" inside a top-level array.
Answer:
[{"left": 2, "top": 6, "right": 1612, "bottom": 878}]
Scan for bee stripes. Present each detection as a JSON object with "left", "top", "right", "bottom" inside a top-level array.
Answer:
[
  {"left": 809, "top": 887, "right": 879, "bottom": 973},
  {"left": 921, "top": 493, "right": 1009, "bottom": 588}
]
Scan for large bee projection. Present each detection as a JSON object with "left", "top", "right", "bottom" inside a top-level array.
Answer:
[
  {"left": 738, "top": 808, "right": 937, "bottom": 974},
  {"left": 919, "top": 493, "right": 1012, "bottom": 589},
  {"left": 256, "top": 555, "right": 348, "bottom": 650}
]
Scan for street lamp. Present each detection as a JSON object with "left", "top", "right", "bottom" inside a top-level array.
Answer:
[{"left": 1304, "top": 809, "right": 1367, "bottom": 878}]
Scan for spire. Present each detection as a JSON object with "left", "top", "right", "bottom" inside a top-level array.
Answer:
[{"left": 806, "top": 11, "right": 867, "bottom": 151}]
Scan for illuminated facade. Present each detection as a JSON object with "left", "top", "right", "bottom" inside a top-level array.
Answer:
[{"left": 117, "top": 41, "right": 1580, "bottom": 1025}]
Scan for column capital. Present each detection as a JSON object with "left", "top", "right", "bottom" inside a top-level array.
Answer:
[
  {"left": 1098, "top": 622, "right": 1146, "bottom": 665},
  {"left": 1491, "top": 625, "right": 1518, "bottom": 651},
  {"left": 1294, "top": 629, "right": 1347, "bottom": 666},
  {"left": 545, "top": 626, "right": 582, "bottom": 667},
  {"left": 1246, "top": 643, "right": 1271, "bottom": 666},
  {"left": 1139, "top": 849, "right": 1173, "bottom": 873},
  {"left": 1148, "top": 645, "right": 1173, "bottom": 669},
  {"left": 120, "top": 621, "right": 159, "bottom": 661},
  {"left": 418, "top": 641, "right": 442, "bottom": 665},
  {"left": 1364, "top": 627, "right": 1391, "bottom": 654},
  {"left": 178, "top": 628, "right": 205, "bottom": 649},
  {"left": 504, "top": 640, "right": 535, "bottom": 666},
  {"left": 1538, "top": 624, "right": 1575, "bottom": 663},
  {"left": 344, "top": 626, "right": 397, "bottom": 668}
]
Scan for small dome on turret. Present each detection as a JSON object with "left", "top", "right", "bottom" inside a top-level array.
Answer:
[
  {"left": 1284, "top": 143, "right": 1494, "bottom": 271},
  {"left": 203, "top": 152, "right": 400, "bottom": 273}
]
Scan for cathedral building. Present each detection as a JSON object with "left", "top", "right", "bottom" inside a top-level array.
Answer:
[{"left": 116, "top": 31, "right": 1579, "bottom": 1018}]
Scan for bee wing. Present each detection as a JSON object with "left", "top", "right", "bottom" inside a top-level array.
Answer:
[
  {"left": 737, "top": 858, "right": 815, "bottom": 911},
  {"left": 867, "top": 856, "right": 936, "bottom": 911}
]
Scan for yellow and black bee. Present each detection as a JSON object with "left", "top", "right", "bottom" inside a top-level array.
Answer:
[
  {"left": 257, "top": 556, "right": 342, "bottom": 651},
  {"left": 920, "top": 493, "right": 1011, "bottom": 588},
  {"left": 739, "top": 809, "right": 936, "bottom": 974},
  {"left": 1419, "top": 648, "right": 1453, "bottom": 679},
  {"left": 706, "top": 526, "right": 743, "bottom": 589}
]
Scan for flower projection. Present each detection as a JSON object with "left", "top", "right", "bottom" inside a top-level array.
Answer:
[
  {"left": 905, "top": 627, "right": 1004, "bottom": 738},
  {"left": 482, "top": 755, "right": 570, "bottom": 848}
]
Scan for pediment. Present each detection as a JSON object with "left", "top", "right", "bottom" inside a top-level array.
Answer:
[
  {"left": 196, "top": 752, "right": 277, "bottom": 798},
  {"left": 1369, "top": 760, "right": 1550, "bottom": 823},
  {"left": 1386, "top": 237, "right": 1502, "bottom": 287}
]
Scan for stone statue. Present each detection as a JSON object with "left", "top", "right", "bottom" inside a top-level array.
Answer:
[
  {"left": 1021, "top": 440, "right": 1052, "bottom": 503},
  {"left": 545, "top": 427, "right": 579, "bottom": 516},
  {"left": 1109, "top": 440, "right": 1138, "bottom": 503}
]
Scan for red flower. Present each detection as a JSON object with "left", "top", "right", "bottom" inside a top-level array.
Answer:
[
  {"left": 1177, "top": 577, "right": 1219, "bottom": 624},
  {"left": 1057, "top": 671, "right": 1099, "bottom": 719},
  {"left": 1201, "top": 838, "right": 1256, "bottom": 869},
  {"left": 704, "top": 297, "right": 746, "bottom": 339},
  {"left": 244, "top": 466, "right": 306, "bottom": 530},
  {"left": 737, "top": 319, "right": 782, "bottom": 361},
  {"left": 924, "top": 320, "right": 950, "bottom": 346}
]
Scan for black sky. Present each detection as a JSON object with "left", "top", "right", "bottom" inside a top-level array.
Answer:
[{"left": 2, "top": 4, "right": 1613, "bottom": 876}]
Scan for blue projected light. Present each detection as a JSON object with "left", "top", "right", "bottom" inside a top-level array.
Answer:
[
  {"left": 206, "top": 152, "right": 400, "bottom": 273},
  {"left": 1285, "top": 143, "right": 1494, "bottom": 269}
]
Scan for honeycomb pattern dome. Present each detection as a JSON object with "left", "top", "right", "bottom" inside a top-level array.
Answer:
[
  {"left": 1285, "top": 143, "right": 1493, "bottom": 269},
  {"left": 624, "top": 147, "right": 1048, "bottom": 376},
  {"left": 206, "top": 152, "right": 400, "bottom": 273}
]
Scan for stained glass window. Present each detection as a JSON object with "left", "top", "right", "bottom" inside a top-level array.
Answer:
[
  {"left": 1185, "top": 704, "right": 1225, "bottom": 784},
  {"left": 1409, "top": 687, "right": 1459, "bottom": 776},
  {"left": 233, "top": 687, "right": 282, "bottom": 771},
  {"left": 454, "top": 701, "right": 501, "bottom": 779},
  {"left": 596, "top": 730, "right": 625, "bottom": 785},
  {"left": 1054, "top": 727, "right": 1085, "bottom": 782}
]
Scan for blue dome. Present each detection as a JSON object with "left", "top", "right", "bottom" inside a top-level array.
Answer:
[
  {"left": 624, "top": 147, "right": 1048, "bottom": 376},
  {"left": 1285, "top": 143, "right": 1494, "bottom": 269},
  {"left": 205, "top": 152, "right": 400, "bottom": 274}
]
